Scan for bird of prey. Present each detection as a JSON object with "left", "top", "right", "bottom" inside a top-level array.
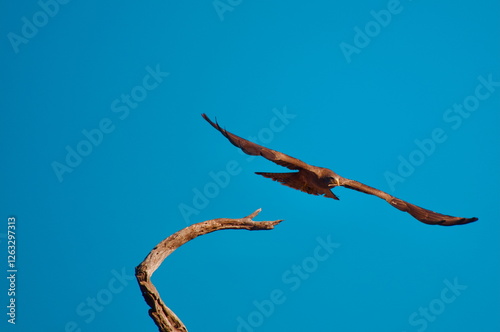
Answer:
[{"left": 202, "top": 114, "right": 478, "bottom": 226}]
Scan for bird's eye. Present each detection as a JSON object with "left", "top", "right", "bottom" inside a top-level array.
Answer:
[{"left": 323, "top": 176, "right": 335, "bottom": 183}]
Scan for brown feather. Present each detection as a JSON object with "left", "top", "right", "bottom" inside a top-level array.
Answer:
[
  {"left": 202, "top": 114, "right": 311, "bottom": 171},
  {"left": 341, "top": 179, "right": 477, "bottom": 225}
]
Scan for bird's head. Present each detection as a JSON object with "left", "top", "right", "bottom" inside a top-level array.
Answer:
[{"left": 319, "top": 169, "right": 341, "bottom": 187}]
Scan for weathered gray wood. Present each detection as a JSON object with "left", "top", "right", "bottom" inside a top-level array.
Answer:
[{"left": 135, "top": 209, "right": 283, "bottom": 332}]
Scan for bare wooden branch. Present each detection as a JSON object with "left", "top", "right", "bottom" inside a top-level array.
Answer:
[{"left": 135, "top": 208, "right": 283, "bottom": 332}]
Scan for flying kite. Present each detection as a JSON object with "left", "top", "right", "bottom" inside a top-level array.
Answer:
[{"left": 202, "top": 114, "right": 477, "bottom": 226}]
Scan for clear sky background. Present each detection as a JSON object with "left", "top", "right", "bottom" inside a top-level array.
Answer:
[{"left": 1, "top": 1, "right": 499, "bottom": 331}]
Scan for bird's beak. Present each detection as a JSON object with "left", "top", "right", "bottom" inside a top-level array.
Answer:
[{"left": 328, "top": 178, "right": 340, "bottom": 187}]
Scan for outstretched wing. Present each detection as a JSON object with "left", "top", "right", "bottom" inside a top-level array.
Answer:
[
  {"left": 341, "top": 179, "right": 478, "bottom": 226},
  {"left": 202, "top": 114, "right": 311, "bottom": 171}
]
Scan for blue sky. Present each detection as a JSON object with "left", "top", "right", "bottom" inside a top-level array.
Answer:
[{"left": 1, "top": 1, "right": 499, "bottom": 331}]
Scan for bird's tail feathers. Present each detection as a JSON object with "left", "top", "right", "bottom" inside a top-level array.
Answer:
[
  {"left": 255, "top": 172, "right": 340, "bottom": 200},
  {"left": 255, "top": 172, "right": 297, "bottom": 184}
]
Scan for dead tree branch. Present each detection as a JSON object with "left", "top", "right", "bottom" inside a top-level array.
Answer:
[{"left": 135, "top": 208, "right": 283, "bottom": 332}]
